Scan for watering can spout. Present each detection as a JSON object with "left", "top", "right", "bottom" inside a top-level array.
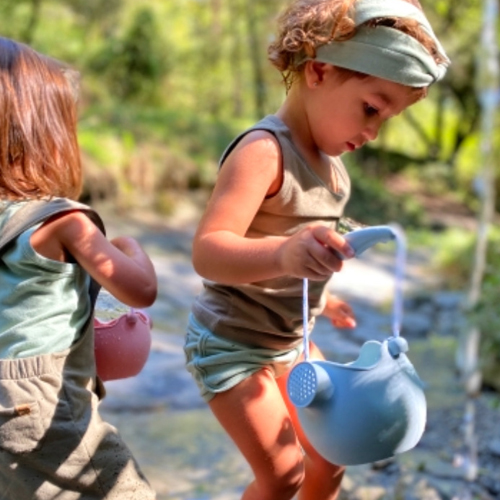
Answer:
[
  {"left": 287, "top": 362, "right": 334, "bottom": 408},
  {"left": 338, "top": 225, "right": 396, "bottom": 259}
]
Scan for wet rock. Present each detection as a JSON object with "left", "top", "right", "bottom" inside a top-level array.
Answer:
[
  {"left": 487, "top": 438, "right": 500, "bottom": 457},
  {"left": 349, "top": 485, "right": 387, "bottom": 500},
  {"left": 397, "top": 476, "right": 444, "bottom": 500},
  {"left": 433, "top": 292, "right": 464, "bottom": 311},
  {"left": 480, "top": 475, "right": 500, "bottom": 497},
  {"left": 422, "top": 456, "right": 465, "bottom": 479},
  {"left": 402, "top": 311, "right": 433, "bottom": 338}
]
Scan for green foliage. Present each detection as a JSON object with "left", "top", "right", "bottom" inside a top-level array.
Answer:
[
  {"left": 77, "top": 102, "right": 244, "bottom": 206},
  {"left": 79, "top": 103, "right": 240, "bottom": 168},
  {"left": 470, "top": 229, "right": 500, "bottom": 371},
  {"left": 456, "top": 130, "right": 500, "bottom": 211},
  {"left": 433, "top": 228, "right": 477, "bottom": 289},
  {"left": 433, "top": 225, "right": 500, "bottom": 376},
  {"left": 342, "top": 157, "right": 425, "bottom": 227},
  {"left": 63, "top": 0, "right": 122, "bottom": 27},
  {"left": 476, "top": 271, "right": 500, "bottom": 354},
  {"left": 0, "top": 0, "right": 497, "bottom": 227},
  {"left": 78, "top": 127, "right": 128, "bottom": 168},
  {"left": 89, "top": 6, "right": 170, "bottom": 104}
]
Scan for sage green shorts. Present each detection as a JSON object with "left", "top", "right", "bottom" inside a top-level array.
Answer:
[{"left": 184, "top": 314, "right": 303, "bottom": 402}]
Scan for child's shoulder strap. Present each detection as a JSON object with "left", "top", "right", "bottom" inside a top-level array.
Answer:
[
  {"left": 0, "top": 197, "right": 105, "bottom": 252},
  {"left": 0, "top": 198, "right": 106, "bottom": 304}
]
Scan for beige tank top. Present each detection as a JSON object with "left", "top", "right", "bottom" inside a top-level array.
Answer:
[{"left": 192, "top": 115, "right": 351, "bottom": 349}]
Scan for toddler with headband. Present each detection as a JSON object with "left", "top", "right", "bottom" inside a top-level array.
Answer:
[{"left": 184, "top": 1, "right": 449, "bottom": 499}]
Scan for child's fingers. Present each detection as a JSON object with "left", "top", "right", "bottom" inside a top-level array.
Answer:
[
  {"left": 331, "top": 315, "right": 357, "bottom": 329},
  {"left": 326, "top": 298, "right": 357, "bottom": 329},
  {"left": 280, "top": 224, "right": 351, "bottom": 279},
  {"left": 304, "top": 238, "right": 345, "bottom": 278},
  {"left": 301, "top": 226, "right": 352, "bottom": 278},
  {"left": 339, "top": 317, "right": 357, "bottom": 328},
  {"left": 310, "top": 225, "right": 355, "bottom": 259},
  {"left": 339, "top": 302, "right": 355, "bottom": 316}
]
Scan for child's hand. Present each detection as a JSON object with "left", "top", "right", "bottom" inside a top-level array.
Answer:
[
  {"left": 322, "top": 294, "right": 356, "bottom": 329},
  {"left": 279, "top": 224, "right": 354, "bottom": 281}
]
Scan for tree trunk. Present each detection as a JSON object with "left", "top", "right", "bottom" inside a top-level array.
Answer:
[
  {"left": 455, "top": 0, "right": 499, "bottom": 484},
  {"left": 229, "top": 0, "right": 244, "bottom": 117},
  {"left": 245, "top": 1, "right": 266, "bottom": 119},
  {"left": 22, "top": 0, "right": 42, "bottom": 44}
]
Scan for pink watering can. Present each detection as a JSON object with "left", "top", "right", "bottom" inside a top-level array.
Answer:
[
  {"left": 287, "top": 225, "right": 427, "bottom": 466},
  {"left": 94, "top": 309, "right": 152, "bottom": 381}
]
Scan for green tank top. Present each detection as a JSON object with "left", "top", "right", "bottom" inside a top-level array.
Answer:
[{"left": 0, "top": 201, "right": 91, "bottom": 359}]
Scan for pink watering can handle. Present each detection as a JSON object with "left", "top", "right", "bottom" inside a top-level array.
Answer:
[{"left": 302, "top": 224, "right": 407, "bottom": 362}]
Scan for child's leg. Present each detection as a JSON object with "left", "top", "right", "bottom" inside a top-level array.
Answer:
[
  {"left": 276, "top": 341, "right": 345, "bottom": 500},
  {"left": 209, "top": 367, "right": 305, "bottom": 500}
]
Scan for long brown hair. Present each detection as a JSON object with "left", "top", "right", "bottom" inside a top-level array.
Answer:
[{"left": 0, "top": 37, "right": 82, "bottom": 200}]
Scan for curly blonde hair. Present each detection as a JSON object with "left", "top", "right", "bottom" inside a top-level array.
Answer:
[
  {"left": 0, "top": 37, "right": 82, "bottom": 201},
  {"left": 268, "top": 0, "right": 446, "bottom": 90}
]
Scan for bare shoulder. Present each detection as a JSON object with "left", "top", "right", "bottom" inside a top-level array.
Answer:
[
  {"left": 38, "top": 209, "right": 103, "bottom": 247},
  {"left": 222, "top": 129, "right": 283, "bottom": 192},
  {"left": 31, "top": 209, "right": 100, "bottom": 261},
  {"left": 43, "top": 209, "right": 99, "bottom": 239},
  {"left": 231, "top": 129, "right": 281, "bottom": 163}
]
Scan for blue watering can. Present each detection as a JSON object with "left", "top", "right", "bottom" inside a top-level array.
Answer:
[{"left": 287, "top": 225, "right": 426, "bottom": 466}]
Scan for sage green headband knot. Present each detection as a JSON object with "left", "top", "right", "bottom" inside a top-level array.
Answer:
[{"left": 311, "top": 0, "right": 450, "bottom": 87}]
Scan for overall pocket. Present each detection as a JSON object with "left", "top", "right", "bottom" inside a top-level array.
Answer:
[{"left": 0, "top": 401, "right": 44, "bottom": 454}]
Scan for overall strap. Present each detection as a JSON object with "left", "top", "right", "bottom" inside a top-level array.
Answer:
[{"left": 0, "top": 197, "right": 105, "bottom": 304}]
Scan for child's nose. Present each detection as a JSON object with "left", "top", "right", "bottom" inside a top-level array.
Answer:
[{"left": 363, "top": 123, "right": 380, "bottom": 142}]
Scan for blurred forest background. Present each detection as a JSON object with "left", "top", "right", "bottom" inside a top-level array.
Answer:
[{"left": 1, "top": 0, "right": 499, "bottom": 387}]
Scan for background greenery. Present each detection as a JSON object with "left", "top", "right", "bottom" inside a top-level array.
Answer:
[{"left": 1, "top": 0, "right": 499, "bottom": 383}]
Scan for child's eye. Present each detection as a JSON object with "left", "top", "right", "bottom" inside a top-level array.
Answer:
[{"left": 364, "top": 104, "right": 379, "bottom": 117}]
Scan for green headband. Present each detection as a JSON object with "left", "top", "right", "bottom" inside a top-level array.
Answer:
[{"left": 309, "top": 0, "right": 450, "bottom": 87}]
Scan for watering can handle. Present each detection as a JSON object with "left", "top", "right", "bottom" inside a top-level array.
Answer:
[
  {"left": 337, "top": 225, "right": 396, "bottom": 260},
  {"left": 302, "top": 224, "right": 406, "bottom": 361}
]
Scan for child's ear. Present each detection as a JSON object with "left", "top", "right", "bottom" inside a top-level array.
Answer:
[{"left": 304, "top": 61, "right": 329, "bottom": 88}]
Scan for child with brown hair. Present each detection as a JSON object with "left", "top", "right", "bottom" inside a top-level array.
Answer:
[{"left": 0, "top": 37, "right": 157, "bottom": 499}]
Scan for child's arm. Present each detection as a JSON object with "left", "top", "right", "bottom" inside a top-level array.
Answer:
[
  {"left": 322, "top": 291, "right": 356, "bottom": 329},
  {"left": 31, "top": 211, "right": 157, "bottom": 308},
  {"left": 192, "top": 131, "right": 354, "bottom": 285}
]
